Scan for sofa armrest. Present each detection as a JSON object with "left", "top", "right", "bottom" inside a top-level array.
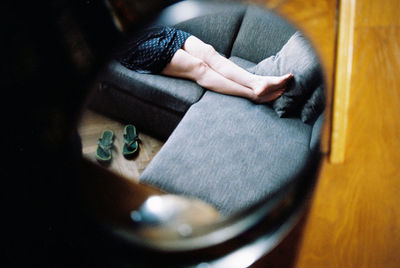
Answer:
[{"left": 99, "top": 60, "right": 204, "bottom": 114}]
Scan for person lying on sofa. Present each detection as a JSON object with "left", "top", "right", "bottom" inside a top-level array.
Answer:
[{"left": 118, "top": 26, "right": 293, "bottom": 104}]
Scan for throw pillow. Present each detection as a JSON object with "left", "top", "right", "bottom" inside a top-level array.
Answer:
[
  {"left": 300, "top": 84, "right": 325, "bottom": 124},
  {"left": 249, "top": 31, "right": 324, "bottom": 119}
]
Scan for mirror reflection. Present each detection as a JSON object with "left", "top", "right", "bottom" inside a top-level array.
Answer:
[{"left": 78, "top": 0, "right": 325, "bottom": 244}]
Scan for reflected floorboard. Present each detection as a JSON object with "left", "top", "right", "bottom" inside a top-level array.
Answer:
[{"left": 78, "top": 109, "right": 164, "bottom": 182}]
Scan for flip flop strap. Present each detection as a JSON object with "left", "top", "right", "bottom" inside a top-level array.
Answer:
[
  {"left": 98, "top": 138, "right": 112, "bottom": 151},
  {"left": 124, "top": 134, "right": 139, "bottom": 147}
]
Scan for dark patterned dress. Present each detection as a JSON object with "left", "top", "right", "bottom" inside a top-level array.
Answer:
[{"left": 118, "top": 26, "right": 192, "bottom": 74}]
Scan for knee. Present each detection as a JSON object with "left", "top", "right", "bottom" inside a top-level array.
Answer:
[
  {"left": 202, "top": 43, "right": 218, "bottom": 60},
  {"left": 190, "top": 59, "right": 210, "bottom": 84},
  {"left": 191, "top": 58, "right": 209, "bottom": 75}
]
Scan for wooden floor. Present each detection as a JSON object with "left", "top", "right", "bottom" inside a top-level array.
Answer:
[
  {"left": 77, "top": 109, "right": 164, "bottom": 182},
  {"left": 254, "top": 0, "right": 400, "bottom": 267}
]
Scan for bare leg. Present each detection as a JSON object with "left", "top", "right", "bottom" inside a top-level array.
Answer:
[
  {"left": 182, "top": 36, "right": 293, "bottom": 100},
  {"left": 162, "top": 49, "right": 284, "bottom": 102}
]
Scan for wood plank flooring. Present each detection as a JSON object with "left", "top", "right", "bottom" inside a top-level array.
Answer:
[
  {"left": 77, "top": 109, "right": 164, "bottom": 182},
  {"left": 255, "top": 0, "right": 400, "bottom": 267}
]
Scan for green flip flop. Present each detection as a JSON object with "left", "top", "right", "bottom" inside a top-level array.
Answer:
[
  {"left": 123, "top": 124, "right": 139, "bottom": 158},
  {"left": 96, "top": 130, "right": 114, "bottom": 163}
]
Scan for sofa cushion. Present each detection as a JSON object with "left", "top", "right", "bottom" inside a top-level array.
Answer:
[
  {"left": 300, "top": 84, "right": 325, "bottom": 124},
  {"left": 248, "top": 31, "right": 324, "bottom": 120},
  {"left": 100, "top": 60, "right": 205, "bottom": 113},
  {"left": 174, "top": 5, "right": 246, "bottom": 56},
  {"left": 139, "top": 90, "right": 312, "bottom": 215},
  {"left": 310, "top": 112, "right": 324, "bottom": 152},
  {"left": 230, "top": 56, "right": 327, "bottom": 124},
  {"left": 231, "top": 6, "right": 296, "bottom": 64}
]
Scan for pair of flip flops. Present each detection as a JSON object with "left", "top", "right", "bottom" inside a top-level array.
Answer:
[{"left": 96, "top": 124, "right": 139, "bottom": 162}]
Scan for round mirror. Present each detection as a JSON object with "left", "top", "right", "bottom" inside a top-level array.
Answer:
[{"left": 76, "top": 0, "right": 326, "bottom": 266}]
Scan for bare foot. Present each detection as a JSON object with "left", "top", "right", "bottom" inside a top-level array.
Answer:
[{"left": 251, "top": 73, "right": 293, "bottom": 103}]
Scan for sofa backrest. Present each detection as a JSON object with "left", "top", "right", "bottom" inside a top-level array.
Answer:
[
  {"left": 174, "top": 4, "right": 296, "bottom": 64},
  {"left": 174, "top": 5, "right": 246, "bottom": 57},
  {"left": 231, "top": 6, "right": 296, "bottom": 64}
]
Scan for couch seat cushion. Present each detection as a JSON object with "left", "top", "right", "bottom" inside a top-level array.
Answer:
[
  {"left": 101, "top": 60, "right": 205, "bottom": 113},
  {"left": 139, "top": 90, "right": 312, "bottom": 215}
]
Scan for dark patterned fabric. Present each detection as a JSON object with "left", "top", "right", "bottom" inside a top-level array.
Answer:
[{"left": 119, "top": 26, "right": 191, "bottom": 74}]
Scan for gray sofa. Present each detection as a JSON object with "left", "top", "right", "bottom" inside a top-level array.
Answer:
[{"left": 89, "top": 2, "right": 324, "bottom": 215}]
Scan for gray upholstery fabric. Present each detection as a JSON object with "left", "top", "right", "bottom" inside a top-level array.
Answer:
[
  {"left": 174, "top": 5, "right": 246, "bottom": 56},
  {"left": 301, "top": 85, "right": 325, "bottom": 124},
  {"left": 310, "top": 113, "right": 324, "bottom": 152},
  {"left": 101, "top": 60, "right": 205, "bottom": 113},
  {"left": 231, "top": 6, "right": 296, "bottom": 64},
  {"left": 140, "top": 91, "right": 312, "bottom": 215},
  {"left": 248, "top": 31, "right": 324, "bottom": 119},
  {"left": 229, "top": 56, "right": 257, "bottom": 70}
]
